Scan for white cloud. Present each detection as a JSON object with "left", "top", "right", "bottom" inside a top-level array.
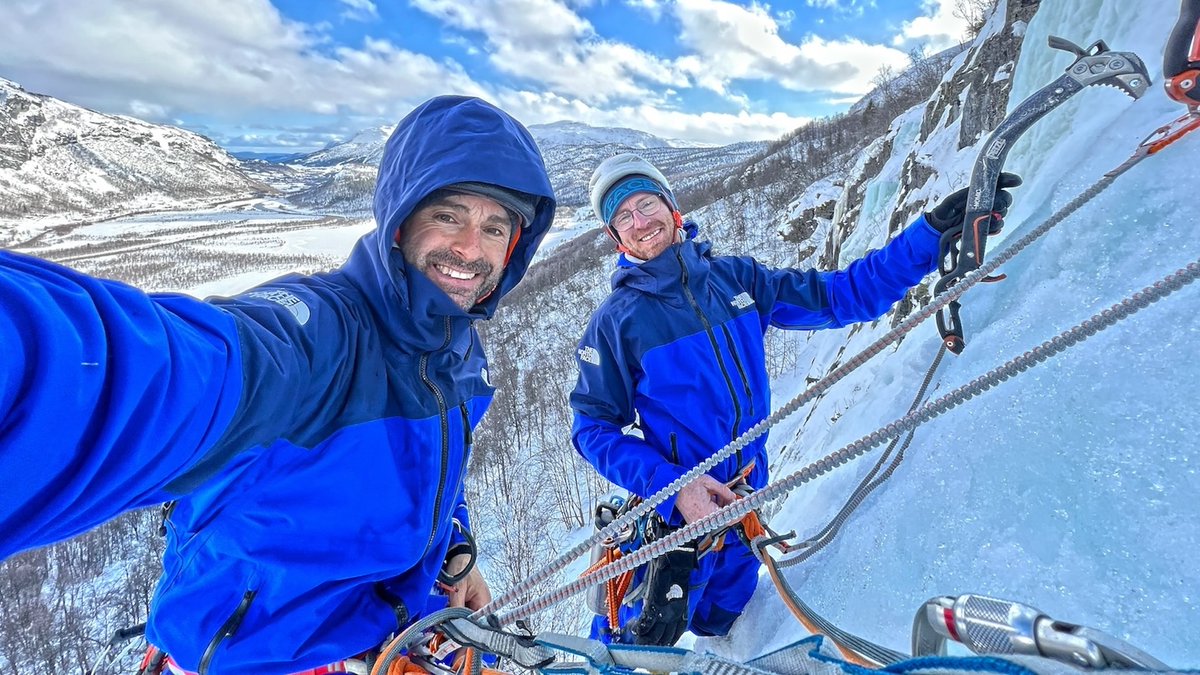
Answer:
[
  {"left": 625, "top": 0, "right": 666, "bottom": 22},
  {"left": 496, "top": 90, "right": 810, "bottom": 144},
  {"left": 0, "top": 0, "right": 914, "bottom": 148},
  {"left": 893, "top": 0, "right": 972, "bottom": 51},
  {"left": 804, "top": 0, "right": 874, "bottom": 15},
  {"left": 0, "top": 0, "right": 483, "bottom": 121},
  {"left": 673, "top": 0, "right": 909, "bottom": 95},
  {"left": 411, "top": 0, "right": 691, "bottom": 104},
  {"left": 339, "top": 0, "right": 378, "bottom": 22}
]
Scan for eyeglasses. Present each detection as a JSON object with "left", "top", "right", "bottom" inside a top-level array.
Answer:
[{"left": 611, "top": 196, "right": 665, "bottom": 231}]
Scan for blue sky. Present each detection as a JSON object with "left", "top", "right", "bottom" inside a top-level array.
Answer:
[{"left": 0, "top": 0, "right": 974, "bottom": 152}]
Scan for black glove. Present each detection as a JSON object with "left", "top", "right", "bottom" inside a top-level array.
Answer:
[
  {"left": 925, "top": 172, "right": 1023, "bottom": 234},
  {"left": 629, "top": 545, "right": 697, "bottom": 646}
]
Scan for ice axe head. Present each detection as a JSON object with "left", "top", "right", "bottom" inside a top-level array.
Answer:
[{"left": 1049, "top": 36, "right": 1150, "bottom": 99}]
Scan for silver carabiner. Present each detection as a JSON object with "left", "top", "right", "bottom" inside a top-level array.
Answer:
[{"left": 911, "top": 594, "right": 1170, "bottom": 670}]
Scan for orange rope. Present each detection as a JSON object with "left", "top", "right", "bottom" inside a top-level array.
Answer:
[{"left": 384, "top": 656, "right": 432, "bottom": 675}]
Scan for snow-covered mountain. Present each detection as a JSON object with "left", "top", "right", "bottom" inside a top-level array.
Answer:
[
  {"left": 295, "top": 125, "right": 393, "bottom": 167},
  {"left": 529, "top": 120, "right": 695, "bottom": 149},
  {"left": 276, "top": 120, "right": 768, "bottom": 215},
  {"left": 0, "top": 78, "right": 266, "bottom": 225}
]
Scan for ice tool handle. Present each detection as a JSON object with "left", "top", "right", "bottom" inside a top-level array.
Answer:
[
  {"left": 911, "top": 594, "right": 1170, "bottom": 670},
  {"left": 933, "top": 36, "right": 1150, "bottom": 354}
]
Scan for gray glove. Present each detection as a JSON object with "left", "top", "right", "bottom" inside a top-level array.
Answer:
[{"left": 630, "top": 544, "right": 697, "bottom": 646}]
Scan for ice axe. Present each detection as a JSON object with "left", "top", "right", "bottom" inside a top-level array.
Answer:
[{"left": 933, "top": 36, "right": 1150, "bottom": 354}]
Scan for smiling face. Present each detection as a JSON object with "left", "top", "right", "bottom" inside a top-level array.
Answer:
[
  {"left": 612, "top": 192, "right": 675, "bottom": 261},
  {"left": 400, "top": 192, "right": 515, "bottom": 310}
]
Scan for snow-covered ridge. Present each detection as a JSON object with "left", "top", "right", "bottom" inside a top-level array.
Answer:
[
  {"left": 0, "top": 77, "right": 265, "bottom": 226},
  {"left": 530, "top": 120, "right": 705, "bottom": 149}
]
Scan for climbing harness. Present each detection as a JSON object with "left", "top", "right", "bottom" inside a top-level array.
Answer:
[{"left": 582, "top": 475, "right": 760, "bottom": 639}]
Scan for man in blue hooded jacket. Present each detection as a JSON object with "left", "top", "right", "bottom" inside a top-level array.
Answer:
[
  {"left": 0, "top": 95, "right": 555, "bottom": 674},
  {"left": 571, "top": 153, "right": 1019, "bottom": 646}
]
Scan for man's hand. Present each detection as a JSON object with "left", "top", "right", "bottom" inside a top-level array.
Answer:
[
  {"left": 442, "top": 553, "right": 491, "bottom": 611},
  {"left": 675, "top": 475, "right": 736, "bottom": 524},
  {"left": 926, "top": 172, "right": 1023, "bottom": 234}
]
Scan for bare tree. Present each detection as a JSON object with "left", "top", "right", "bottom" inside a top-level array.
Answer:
[{"left": 955, "top": 0, "right": 999, "bottom": 40}]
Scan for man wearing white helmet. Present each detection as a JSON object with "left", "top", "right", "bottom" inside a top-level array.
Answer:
[{"left": 571, "top": 152, "right": 1020, "bottom": 646}]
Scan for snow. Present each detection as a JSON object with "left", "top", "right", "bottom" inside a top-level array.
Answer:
[
  {"left": 533, "top": 207, "right": 604, "bottom": 262},
  {"left": 841, "top": 107, "right": 924, "bottom": 265},
  {"left": 708, "top": 1, "right": 1200, "bottom": 667}
]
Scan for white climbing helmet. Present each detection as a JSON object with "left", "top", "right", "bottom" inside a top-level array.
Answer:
[{"left": 588, "top": 153, "right": 679, "bottom": 228}]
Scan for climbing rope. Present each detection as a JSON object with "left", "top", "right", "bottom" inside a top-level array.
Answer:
[
  {"left": 496, "top": 260, "right": 1199, "bottom": 625},
  {"left": 781, "top": 344, "right": 947, "bottom": 568},
  {"left": 480, "top": 99, "right": 1200, "bottom": 625}
]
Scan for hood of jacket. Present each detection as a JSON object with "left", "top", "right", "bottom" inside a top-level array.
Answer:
[
  {"left": 610, "top": 220, "right": 706, "bottom": 303},
  {"left": 342, "top": 95, "right": 555, "bottom": 341}
]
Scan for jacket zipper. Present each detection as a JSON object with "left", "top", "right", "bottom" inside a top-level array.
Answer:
[
  {"left": 676, "top": 250, "right": 743, "bottom": 469},
  {"left": 198, "top": 590, "right": 256, "bottom": 675},
  {"left": 720, "top": 325, "right": 754, "bottom": 417},
  {"left": 420, "top": 317, "right": 453, "bottom": 553},
  {"left": 461, "top": 404, "right": 472, "bottom": 450}
]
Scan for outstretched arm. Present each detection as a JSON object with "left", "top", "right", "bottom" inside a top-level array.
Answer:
[
  {"left": 744, "top": 216, "right": 941, "bottom": 330},
  {"left": 0, "top": 251, "right": 244, "bottom": 560}
]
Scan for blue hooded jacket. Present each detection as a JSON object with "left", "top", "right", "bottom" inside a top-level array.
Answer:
[
  {"left": 570, "top": 219, "right": 940, "bottom": 523},
  {"left": 0, "top": 96, "right": 554, "bottom": 673}
]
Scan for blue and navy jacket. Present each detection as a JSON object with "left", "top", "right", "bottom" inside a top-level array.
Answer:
[
  {"left": 0, "top": 96, "right": 555, "bottom": 674},
  {"left": 570, "top": 220, "right": 940, "bottom": 523}
]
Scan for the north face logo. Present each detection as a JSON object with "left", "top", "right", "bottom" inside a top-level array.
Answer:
[
  {"left": 731, "top": 292, "right": 753, "bottom": 309},
  {"left": 578, "top": 346, "right": 601, "bottom": 366},
  {"left": 246, "top": 289, "right": 311, "bottom": 326}
]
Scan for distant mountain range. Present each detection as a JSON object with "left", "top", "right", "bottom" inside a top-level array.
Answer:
[
  {"left": 0, "top": 78, "right": 267, "bottom": 223},
  {"left": 529, "top": 120, "right": 705, "bottom": 149},
  {"left": 272, "top": 119, "right": 769, "bottom": 214},
  {"left": 0, "top": 79, "right": 769, "bottom": 224}
]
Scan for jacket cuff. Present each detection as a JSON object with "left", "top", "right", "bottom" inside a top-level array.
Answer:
[
  {"left": 910, "top": 213, "right": 942, "bottom": 241},
  {"left": 645, "top": 462, "right": 688, "bottom": 522}
]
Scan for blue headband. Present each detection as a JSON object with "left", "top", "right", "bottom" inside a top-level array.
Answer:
[{"left": 601, "top": 176, "right": 673, "bottom": 225}]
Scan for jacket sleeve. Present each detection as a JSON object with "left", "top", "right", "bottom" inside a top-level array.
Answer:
[
  {"left": 158, "top": 278, "right": 360, "bottom": 493},
  {"left": 0, "top": 251, "right": 244, "bottom": 560},
  {"left": 569, "top": 312, "right": 686, "bottom": 521},
  {"left": 750, "top": 216, "right": 941, "bottom": 329}
]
